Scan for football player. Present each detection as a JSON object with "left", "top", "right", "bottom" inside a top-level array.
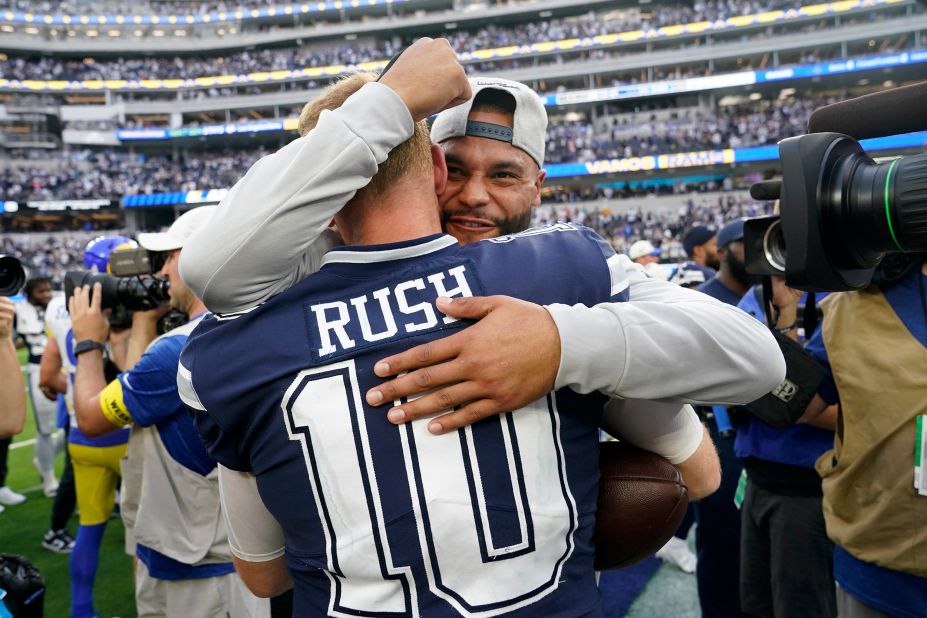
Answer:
[
  {"left": 179, "top": 68, "right": 715, "bottom": 617},
  {"left": 180, "top": 39, "right": 784, "bottom": 437},
  {"left": 41, "top": 236, "right": 135, "bottom": 617}
]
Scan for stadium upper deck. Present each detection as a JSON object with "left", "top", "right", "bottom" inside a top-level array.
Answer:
[{"left": 0, "top": 0, "right": 920, "bottom": 99}]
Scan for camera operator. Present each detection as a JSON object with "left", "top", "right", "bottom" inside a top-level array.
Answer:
[
  {"left": 734, "top": 276, "right": 837, "bottom": 618},
  {"left": 70, "top": 206, "right": 268, "bottom": 618},
  {"left": 0, "top": 297, "right": 25, "bottom": 438},
  {"left": 798, "top": 254, "right": 927, "bottom": 617}
]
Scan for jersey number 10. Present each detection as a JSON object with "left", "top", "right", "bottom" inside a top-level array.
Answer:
[{"left": 282, "top": 359, "right": 578, "bottom": 618}]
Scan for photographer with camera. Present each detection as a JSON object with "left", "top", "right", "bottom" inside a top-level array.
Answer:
[
  {"left": 70, "top": 206, "right": 268, "bottom": 618},
  {"left": 0, "top": 296, "right": 25, "bottom": 439},
  {"left": 740, "top": 82, "right": 927, "bottom": 617}
]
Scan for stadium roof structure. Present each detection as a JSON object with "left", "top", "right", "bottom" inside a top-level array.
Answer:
[
  {"left": 0, "top": 0, "right": 919, "bottom": 95},
  {"left": 0, "top": 0, "right": 913, "bottom": 54}
]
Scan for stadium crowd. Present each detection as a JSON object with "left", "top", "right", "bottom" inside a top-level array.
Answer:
[
  {"left": 0, "top": 0, "right": 816, "bottom": 83},
  {"left": 2, "top": 191, "right": 770, "bottom": 285},
  {"left": 3, "top": 96, "right": 826, "bottom": 201},
  {"left": 1, "top": 148, "right": 272, "bottom": 201}
]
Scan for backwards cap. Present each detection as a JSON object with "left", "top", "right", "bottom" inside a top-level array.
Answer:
[{"left": 430, "top": 77, "right": 548, "bottom": 168}]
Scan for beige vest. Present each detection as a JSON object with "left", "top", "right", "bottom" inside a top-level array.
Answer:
[
  {"left": 119, "top": 319, "right": 231, "bottom": 568},
  {"left": 817, "top": 285, "right": 927, "bottom": 576}
]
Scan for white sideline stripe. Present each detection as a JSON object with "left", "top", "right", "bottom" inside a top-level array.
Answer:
[{"left": 10, "top": 438, "right": 36, "bottom": 450}]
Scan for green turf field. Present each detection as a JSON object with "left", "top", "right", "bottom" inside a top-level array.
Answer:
[{"left": 1, "top": 350, "right": 135, "bottom": 618}]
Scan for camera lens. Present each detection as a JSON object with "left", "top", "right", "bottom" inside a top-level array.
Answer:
[
  {"left": 762, "top": 220, "right": 787, "bottom": 274},
  {"left": 0, "top": 255, "right": 26, "bottom": 297}
]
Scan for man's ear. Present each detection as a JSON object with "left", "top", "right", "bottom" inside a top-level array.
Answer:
[
  {"left": 530, "top": 168, "right": 546, "bottom": 207},
  {"left": 431, "top": 144, "right": 448, "bottom": 195}
]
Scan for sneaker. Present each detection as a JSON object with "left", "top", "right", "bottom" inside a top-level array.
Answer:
[
  {"left": 42, "top": 475, "right": 59, "bottom": 498},
  {"left": 34, "top": 457, "right": 59, "bottom": 498},
  {"left": 655, "top": 536, "right": 697, "bottom": 573},
  {"left": 42, "top": 529, "right": 75, "bottom": 554},
  {"left": 0, "top": 486, "right": 26, "bottom": 506}
]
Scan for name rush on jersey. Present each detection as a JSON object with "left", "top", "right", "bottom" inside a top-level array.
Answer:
[{"left": 310, "top": 265, "right": 472, "bottom": 357}]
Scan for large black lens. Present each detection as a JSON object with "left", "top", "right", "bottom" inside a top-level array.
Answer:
[
  {"left": 821, "top": 147, "right": 927, "bottom": 270},
  {"left": 65, "top": 271, "right": 170, "bottom": 311},
  {"left": 0, "top": 255, "right": 26, "bottom": 297},
  {"left": 779, "top": 133, "right": 927, "bottom": 291}
]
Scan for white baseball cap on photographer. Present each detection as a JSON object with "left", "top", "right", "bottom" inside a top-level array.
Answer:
[
  {"left": 628, "top": 240, "right": 662, "bottom": 261},
  {"left": 430, "top": 77, "right": 548, "bottom": 168},
  {"left": 137, "top": 205, "right": 218, "bottom": 252}
]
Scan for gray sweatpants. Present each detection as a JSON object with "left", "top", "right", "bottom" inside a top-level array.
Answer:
[{"left": 27, "top": 363, "right": 58, "bottom": 476}]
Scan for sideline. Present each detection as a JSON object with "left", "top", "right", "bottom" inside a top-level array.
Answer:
[{"left": 10, "top": 438, "right": 36, "bottom": 450}]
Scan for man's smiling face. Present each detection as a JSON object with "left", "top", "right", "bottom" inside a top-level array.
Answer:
[{"left": 438, "top": 110, "right": 545, "bottom": 244}]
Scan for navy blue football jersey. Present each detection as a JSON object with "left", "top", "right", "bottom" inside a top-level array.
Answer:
[{"left": 180, "top": 224, "right": 630, "bottom": 618}]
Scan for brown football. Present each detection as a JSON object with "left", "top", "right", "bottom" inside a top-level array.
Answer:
[{"left": 594, "top": 441, "right": 689, "bottom": 571}]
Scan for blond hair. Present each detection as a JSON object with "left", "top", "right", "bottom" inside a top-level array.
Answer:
[{"left": 297, "top": 72, "right": 432, "bottom": 200}]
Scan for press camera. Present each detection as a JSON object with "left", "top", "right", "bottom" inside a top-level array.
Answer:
[
  {"left": 744, "top": 82, "right": 927, "bottom": 291},
  {"left": 0, "top": 255, "right": 25, "bottom": 297}
]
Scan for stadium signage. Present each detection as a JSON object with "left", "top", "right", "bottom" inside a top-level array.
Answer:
[
  {"left": 119, "top": 132, "right": 927, "bottom": 201},
  {"left": 543, "top": 132, "right": 927, "bottom": 179},
  {"left": 540, "top": 46, "right": 927, "bottom": 108},
  {"left": 24, "top": 199, "right": 113, "bottom": 211},
  {"left": 579, "top": 149, "right": 736, "bottom": 176},
  {"left": 118, "top": 120, "right": 286, "bottom": 142}
]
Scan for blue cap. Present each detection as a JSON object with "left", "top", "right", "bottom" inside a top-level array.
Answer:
[
  {"left": 682, "top": 225, "right": 717, "bottom": 257},
  {"left": 717, "top": 219, "right": 745, "bottom": 248}
]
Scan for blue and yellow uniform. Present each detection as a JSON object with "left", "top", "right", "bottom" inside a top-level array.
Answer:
[{"left": 44, "top": 294, "right": 130, "bottom": 618}]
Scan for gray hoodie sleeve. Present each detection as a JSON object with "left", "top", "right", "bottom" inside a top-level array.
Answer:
[
  {"left": 546, "top": 255, "right": 786, "bottom": 405},
  {"left": 179, "top": 82, "right": 414, "bottom": 314}
]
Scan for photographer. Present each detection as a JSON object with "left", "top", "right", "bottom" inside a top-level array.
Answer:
[
  {"left": 71, "top": 207, "right": 267, "bottom": 618},
  {"left": 0, "top": 297, "right": 25, "bottom": 438},
  {"left": 799, "top": 255, "right": 927, "bottom": 617}
]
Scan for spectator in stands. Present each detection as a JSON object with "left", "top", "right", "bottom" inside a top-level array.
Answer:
[{"left": 670, "top": 224, "right": 719, "bottom": 288}]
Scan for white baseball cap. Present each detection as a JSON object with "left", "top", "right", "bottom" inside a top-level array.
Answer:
[
  {"left": 628, "top": 240, "right": 662, "bottom": 261},
  {"left": 137, "top": 205, "right": 218, "bottom": 252},
  {"left": 430, "top": 77, "right": 548, "bottom": 168}
]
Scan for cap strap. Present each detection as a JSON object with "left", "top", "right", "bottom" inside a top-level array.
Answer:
[{"left": 465, "top": 121, "right": 513, "bottom": 143}]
